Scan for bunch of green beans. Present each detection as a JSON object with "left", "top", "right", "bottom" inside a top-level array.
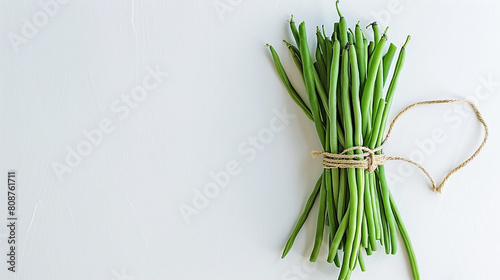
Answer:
[{"left": 267, "top": 2, "right": 418, "bottom": 280}]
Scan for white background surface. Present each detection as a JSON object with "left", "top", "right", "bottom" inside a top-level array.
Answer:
[{"left": 1, "top": 0, "right": 499, "bottom": 279}]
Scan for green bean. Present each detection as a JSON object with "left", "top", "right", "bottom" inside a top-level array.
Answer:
[
  {"left": 358, "top": 249, "right": 366, "bottom": 272},
  {"left": 327, "top": 205, "right": 349, "bottom": 262},
  {"left": 336, "top": 1, "right": 348, "bottom": 48},
  {"left": 313, "top": 69, "right": 330, "bottom": 116},
  {"left": 289, "top": 15, "right": 300, "bottom": 48},
  {"left": 325, "top": 127, "right": 339, "bottom": 260},
  {"left": 390, "top": 194, "right": 420, "bottom": 280},
  {"left": 369, "top": 23, "right": 384, "bottom": 115},
  {"left": 317, "top": 26, "right": 327, "bottom": 52},
  {"left": 282, "top": 174, "right": 322, "bottom": 258},
  {"left": 371, "top": 172, "right": 382, "bottom": 240},
  {"left": 318, "top": 90, "right": 328, "bottom": 127},
  {"left": 284, "top": 41, "right": 304, "bottom": 78},
  {"left": 373, "top": 66, "right": 384, "bottom": 117},
  {"left": 339, "top": 44, "right": 358, "bottom": 280},
  {"left": 348, "top": 45, "right": 365, "bottom": 270},
  {"left": 339, "top": 247, "right": 351, "bottom": 280},
  {"left": 329, "top": 39, "right": 341, "bottom": 220},
  {"left": 324, "top": 118, "right": 333, "bottom": 197},
  {"left": 310, "top": 172, "right": 327, "bottom": 262},
  {"left": 267, "top": 45, "right": 313, "bottom": 121},
  {"left": 360, "top": 28, "right": 387, "bottom": 136},
  {"left": 361, "top": 213, "right": 368, "bottom": 248},
  {"left": 369, "top": 22, "right": 381, "bottom": 47},
  {"left": 345, "top": 269, "right": 352, "bottom": 280},
  {"left": 366, "top": 243, "right": 373, "bottom": 255},
  {"left": 337, "top": 120, "right": 345, "bottom": 148},
  {"left": 322, "top": 25, "right": 328, "bottom": 38},
  {"left": 317, "top": 27, "right": 328, "bottom": 67},
  {"left": 334, "top": 22, "right": 340, "bottom": 41},
  {"left": 355, "top": 22, "right": 367, "bottom": 90},
  {"left": 347, "top": 29, "right": 355, "bottom": 44},
  {"left": 336, "top": 57, "right": 347, "bottom": 224},
  {"left": 284, "top": 40, "right": 300, "bottom": 57},
  {"left": 382, "top": 43, "right": 397, "bottom": 84},
  {"left": 325, "top": 38, "right": 334, "bottom": 90},
  {"left": 376, "top": 166, "right": 397, "bottom": 255},
  {"left": 377, "top": 36, "right": 410, "bottom": 146},
  {"left": 364, "top": 171, "right": 377, "bottom": 250},
  {"left": 367, "top": 41, "right": 375, "bottom": 59},
  {"left": 369, "top": 100, "right": 386, "bottom": 150},
  {"left": 349, "top": 28, "right": 355, "bottom": 40},
  {"left": 315, "top": 38, "right": 328, "bottom": 88},
  {"left": 298, "top": 22, "right": 326, "bottom": 147},
  {"left": 334, "top": 253, "right": 341, "bottom": 268},
  {"left": 376, "top": 177, "right": 391, "bottom": 254},
  {"left": 363, "top": 38, "right": 368, "bottom": 86},
  {"left": 337, "top": 168, "right": 348, "bottom": 224}
]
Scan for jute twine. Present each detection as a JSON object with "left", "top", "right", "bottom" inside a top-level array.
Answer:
[{"left": 312, "top": 99, "right": 489, "bottom": 193}]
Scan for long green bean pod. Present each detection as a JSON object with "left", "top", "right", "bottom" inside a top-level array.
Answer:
[
  {"left": 367, "top": 41, "right": 375, "bottom": 59},
  {"left": 371, "top": 172, "right": 382, "bottom": 240},
  {"left": 281, "top": 175, "right": 323, "bottom": 258},
  {"left": 325, "top": 38, "right": 334, "bottom": 91},
  {"left": 348, "top": 45, "right": 365, "bottom": 270},
  {"left": 373, "top": 64, "right": 384, "bottom": 119},
  {"left": 267, "top": 45, "right": 313, "bottom": 121},
  {"left": 339, "top": 44, "right": 358, "bottom": 280},
  {"left": 390, "top": 194, "right": 420, "bottom": 280},
  {"left": 369, "top": 22, "right": 381, "bottom": 46},
  {"left": 310, "top": 173, "right": 327, "bottom": 262},
  {"left": 377, "top": 36, "right": 411, "bottom": 145},
  {"left": 329, "top": 40, "right": 341, "bottom": 238},
  {"left": 360, "top": 29, "right": 387, "bottom": 136},
  {"left": 328, "top": 206, "right": 349, "bottom": 262},
  {"left": 355, "top": 22, "right": 367, "bottom": 90},
  {"left": 358, "top": 249, "right": 366, "bottom": 272},
  {"left": 298, "top": 22, "right": 326, "bottom": 147},
  {"left": 368, "top": 23, "right": 384, "bottom": 117},
  {"left": 284, "top": 41, "right": 304, "bottom": 78},
  {"left": 337, "top": 168, "right": 348, "bottom": 224},
  {"left": 364, "top": 171, "right": 377, "bottom": 250},
  {"left": 316, "top": 39, "right": 328, "bottom": 88},
  {"left": 382, "top": 43, "right": 397, "bottom": 84},
  {"left": 324, "top": 122, "right": 339, "bottom": 261},
  {"left": 289, "top": 15, "right": 300, "bottom": 48},
  {"left": 361, "top": 213, "right": 368, "bottom": 248}
]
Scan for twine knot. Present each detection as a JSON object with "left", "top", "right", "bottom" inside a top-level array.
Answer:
[{"left": 312, "top": 146, "right": 385, "bottom": 173}]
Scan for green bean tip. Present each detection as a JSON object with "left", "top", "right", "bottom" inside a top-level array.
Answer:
[
  {"left": 335, "top": 0, "right": 343, "bottom": 18},
  {"left": 403, "top": 35, "right": 411, "bottom": 48}
]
